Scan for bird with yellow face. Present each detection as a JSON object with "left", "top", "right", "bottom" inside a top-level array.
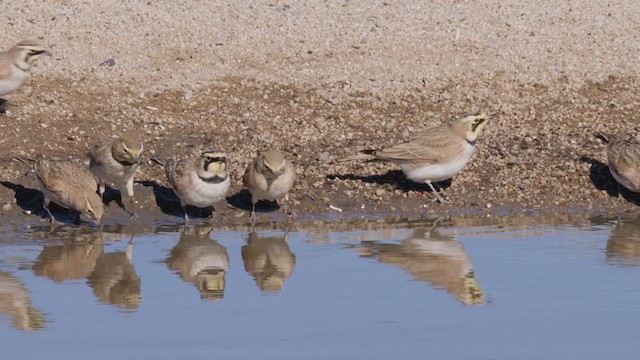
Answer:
[{"left": 165, "top": 151, "right": 231, "bottom": 223}]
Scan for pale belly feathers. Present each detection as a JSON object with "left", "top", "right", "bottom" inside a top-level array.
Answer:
[
  {"left": 402, "top": 143, "right": 476, "bottom": 183},
  {"left": 0, "top": 68, "right": 29, "bottom": 96},
  {"left": 249, "top": 173, "right": 295, "bottom": 202},
  {"left": 178, "top": 172, "right": 230, "bottom": 208},
  {"left": 90, "top": 157, "right": 138, "bottom": 186}
]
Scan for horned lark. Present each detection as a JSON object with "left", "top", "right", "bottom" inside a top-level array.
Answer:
[
  {"left": 596, "top": 133, "right": 640, "bottom": 199},
  {"left": 25, "top": 159, "right": 104, "bottom": 225},
  {"left": 166, "top": 224, "right": 229, "bottom": 300},
  {"left": 88, "top": 134, "right": 143, "bottom": 217},
  {"left": 243, "top": 150, "right": 296, "bottom": 220},
  {"left": 241, "top": 231, "right": 296, "bottom": 292},
  {"left": 0, "top": 41, "right": 51, "bottom": 100},
  {"left": 165, "top": 151, "right": 231, "bottom": 223},
  {"left": 340, "top": 113, "right": 493, "bottom": 203}
]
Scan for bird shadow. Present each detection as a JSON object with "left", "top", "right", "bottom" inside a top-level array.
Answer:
[
  {"left": 139, "top": 180, "right": 213, "bottom": 219},
  {"left": 326, "top": 170, "right": 451, "bottom": 193},
  {"left": 227, "top": 189, "right": 281, "bottom": 213},
  {"left": 579, "top": 156, "right": 640, "bottom": 205},
  {"left": 0, "top": 99, "right": 8, "bottom": 114},
  {"left": 0, "top": 181, "right": 81, "bottom": 223},
  {"left": 101, "top": 187, "right": 128, "bottom": 212}
]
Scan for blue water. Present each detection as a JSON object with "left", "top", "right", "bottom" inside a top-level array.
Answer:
[{"left": 1, "top": 217, "right": 639, "bottom": 359}]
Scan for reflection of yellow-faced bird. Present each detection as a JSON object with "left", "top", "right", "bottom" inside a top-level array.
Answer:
[
  {"left": 360, "top": 224, "right": 484, "bottom": 305},
  {"left": 0, "top": 271, "right": 46, "bottom": 331},
  {"left": 87, "top": 241, "right": 140, "bottom": 310},
  {"left": 167, "top": 225, "right": 229, "bottom": 300},
  {"left": 241, "top": 232, "right": 296, "bottom": 292},
  {"left": 165, "top": 151, "right": 231, "bottom": 223}
]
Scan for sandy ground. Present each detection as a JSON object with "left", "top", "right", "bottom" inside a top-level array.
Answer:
[{"left": 1, "top": 1, "right": 640, "bottom": 230}]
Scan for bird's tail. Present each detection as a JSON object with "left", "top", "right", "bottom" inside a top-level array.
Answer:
[
  {"left": 12, "top": 157, "right": 36, "bottom": 178},
  {"left": 595, "top": 132, "right": 614, "bottom": 144},
  {"left": 337, "top": 150, "right": 381, "bottom": 162},
  {"left": 149, "top": 157, "right": 166, "bottom": 167},
  {"left": 12, "top": 157, "right": 36, "bottom": 168}
]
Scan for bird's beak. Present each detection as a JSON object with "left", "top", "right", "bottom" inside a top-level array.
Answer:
[{"left": 42, "top": 50, "right": 52, "bottom": 57}]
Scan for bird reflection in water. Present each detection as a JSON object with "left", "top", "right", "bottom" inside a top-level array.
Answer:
[
  {"left": 87, "top": 234, "right": 141, "bottom": 310},
  {"left": 358, "top": 220, "right": 484, "bottom": 305},
  {"left": 33, "top": 229, "right": 104, "bottom": 282},
  {"left": 241, "top": 231, "right": 296, "bottom": 292},
  {"left": 606, "top": 217, "right": 640, "bottom": 267},
  {"left": 166, "top": 224, "right": 229, "bottom": 300},
  {"left": 0, "top": 271, "right": 46, "bottom": 330}
]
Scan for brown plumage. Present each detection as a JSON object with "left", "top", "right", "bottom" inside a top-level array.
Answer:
[
  {"left": 597, "top": 133, "right": 640, "bottom": 196},
  {"left": 31, "top": 160, "right": 104, "bottom": 224},
  {"left": 88, "top": 134, "right": 143, "bottom": 217}
]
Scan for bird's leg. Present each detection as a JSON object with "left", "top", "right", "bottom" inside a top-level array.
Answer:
[
  {"left": 42, "top": 198, "right": 59, "bottom": 225},
  {"left": 126, "top": 178, "right": 138, "bottom": 220},
  {"left": 207, "top": 206, "right": 218, "bottom": 225},
  {"left": 617, "top": 183, "right": 625, "bottom": 202},
  {"left": 250, "top": 202, "right": 257, "bottom": 224},
  {"left": 181, "top": 202, "right": 190, "bottom": 224},
  {"left": 279, "top": 195, "right": 297, "bottom": 220},
  {"left": 98, "top": 182, "right": 106, "bottom": 201},
  {"left": 426, "top": 180, "right": 448, "bottom": 204}
]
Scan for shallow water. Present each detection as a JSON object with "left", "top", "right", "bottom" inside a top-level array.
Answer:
[{"left": 1, "top": 216, "right": 640, "bottom": 359}]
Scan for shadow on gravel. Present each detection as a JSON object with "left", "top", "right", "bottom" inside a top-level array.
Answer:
[
  {"left": 580, "top": 156, "right": 640, "bottom": 205},
  {"left": 101, "top": 187, "right": 127, "bottom": 212},
  {"left": 139, "top": 180, "right": 213, "bottom": 220},
  {"left": 227, "top": 189, "right": 280, "bottom": 214},
  {"left": 326, "top": 170, "right": 451, "bottom": 193},
  {"left": 0, "top": 181, "right": 82, "bottom": 223}
]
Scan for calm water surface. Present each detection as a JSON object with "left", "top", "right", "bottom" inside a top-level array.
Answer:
[{"left": 1, "top": 216, "right": 640, "bottom": 359}]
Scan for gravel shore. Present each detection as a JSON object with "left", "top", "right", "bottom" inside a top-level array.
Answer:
[{"left": 1, "top": 1, "right": 640, "bottom": 228}]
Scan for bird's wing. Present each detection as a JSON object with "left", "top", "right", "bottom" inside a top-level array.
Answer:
[
  {"left": 374, "top": 127, "right": 455, "bottom": 164},
  {"left": 34, "top": 161, "right": 73, "bottom": 206},
  {"left": 0, "top": 51, "right": 14, "bottom": 79}
]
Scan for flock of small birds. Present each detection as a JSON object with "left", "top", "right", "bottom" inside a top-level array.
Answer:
[{"left": 2, "top": 41, "right": 639, "bottom": 226}]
